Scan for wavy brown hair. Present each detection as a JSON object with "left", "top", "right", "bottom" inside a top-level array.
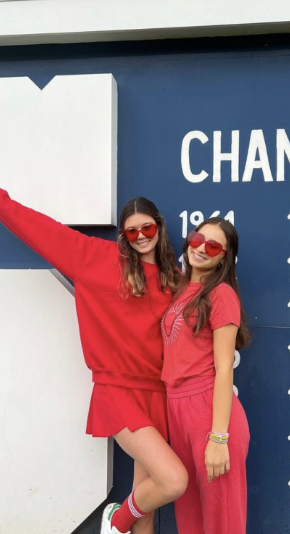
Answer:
[
  {"left": 118, "top": 197, "right": 179, "bottom": 297},
  {"left": 175, "top": 217, "right": 251, "bottom": 350}
]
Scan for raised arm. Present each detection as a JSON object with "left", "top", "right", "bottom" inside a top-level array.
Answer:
[{"left": 0, "top": 188, "right": 97, "bottom": 281}]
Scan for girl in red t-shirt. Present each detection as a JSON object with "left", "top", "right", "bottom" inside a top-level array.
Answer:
[
  {"left": 161, "top": 217, "right": 250, "bottom": 534},
  {"left": 0, "top": 190, "right": 188, "bottom": 534}
]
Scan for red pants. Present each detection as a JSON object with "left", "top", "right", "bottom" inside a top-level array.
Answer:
[{"left": 167, "top": 376, "right": 250, "bottom": 534}]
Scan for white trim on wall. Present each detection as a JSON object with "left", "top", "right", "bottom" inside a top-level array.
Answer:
[
  {"left": 0, "top": 0, "right": 289, "bottom": 46},
  {"left": 0, "top": 269, "right": 112, "bottom": 534},
  {"left": 0, "top": 74, "right": 117, "bottom": 226}
]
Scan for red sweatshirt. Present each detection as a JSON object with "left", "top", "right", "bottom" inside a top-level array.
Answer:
[{"left": 0, "top": 189, "right": 171, "bottom": 392}]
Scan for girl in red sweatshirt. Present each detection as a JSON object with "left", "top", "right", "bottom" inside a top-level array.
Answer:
[
  {"left": 161, "top": 218, "right": 250, "bottom": 534},
  {"left": 0, "top": 190, "right": 188, "bottom": 534}
]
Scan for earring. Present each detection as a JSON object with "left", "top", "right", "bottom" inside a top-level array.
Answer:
[{"left": 218, "top": 263, "right": 222, "bottom": 269}]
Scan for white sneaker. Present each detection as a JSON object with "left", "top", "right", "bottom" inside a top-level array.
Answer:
[{"left": 100, "top": 503, "right": 131, "bottom": 534}]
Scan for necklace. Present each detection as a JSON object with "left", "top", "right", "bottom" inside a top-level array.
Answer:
[{"left": 146, "top": 283, "right": 173, "bottom": 320}]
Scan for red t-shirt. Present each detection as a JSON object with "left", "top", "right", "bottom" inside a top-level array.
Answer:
[
  {"left": 161, "top": 282, "right": 241, "bottom": 387},
  {"left": 0, "top": 189, "right": 171, "bottom": 392}
]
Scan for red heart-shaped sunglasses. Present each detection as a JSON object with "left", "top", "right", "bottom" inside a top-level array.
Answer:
[
  {"left": 188, "top": 230, "right": 227, "bottom": 257},
  {"left": 123, "top": 223, "right": 158, "bottom": 243}
]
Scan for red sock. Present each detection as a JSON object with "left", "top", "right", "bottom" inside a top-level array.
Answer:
[{"left": 111, "top": 491, "right": 147, "bottom": 533}]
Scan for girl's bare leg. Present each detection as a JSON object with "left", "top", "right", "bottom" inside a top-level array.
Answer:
[
  {"left": 114, "top": 426, "right": 188, "bottom": 514},
  {"left": 131, "top": 461, "right": 154, "bottom": 534}
]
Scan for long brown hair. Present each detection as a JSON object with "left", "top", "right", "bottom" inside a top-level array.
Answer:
[
  {"left": 176, "top": 217, "right": 251, "bottom": 350},
  {"left": 118, "top": 197, "right": 179, "bottom": 297}
]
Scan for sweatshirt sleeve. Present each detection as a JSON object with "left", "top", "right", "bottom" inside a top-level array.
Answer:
[{"left": 0, "top": 188, "right": 97, "bottom": 282}]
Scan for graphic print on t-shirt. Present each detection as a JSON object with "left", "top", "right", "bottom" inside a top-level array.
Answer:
[{"left": 161, "top": 300, "right": 186, "bottom": 346}]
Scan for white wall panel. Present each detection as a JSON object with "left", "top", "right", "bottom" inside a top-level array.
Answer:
[
  {"left": 0, "top": 0, "right": 289, "bottom": 45},
  {"left": 0, "top": 74, "right": 117, "bottom": 225},
  {"left": 0, "top": 270, "right": 112, "bottom": 534}
]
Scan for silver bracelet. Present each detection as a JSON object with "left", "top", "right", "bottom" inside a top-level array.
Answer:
[{"left": 209, "top": 434, "right": 229, "bottom": 444}]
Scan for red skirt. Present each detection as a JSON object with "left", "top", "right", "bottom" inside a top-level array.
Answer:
[{"left": 86, "top": 384, "right": 168, "bottom": 441}]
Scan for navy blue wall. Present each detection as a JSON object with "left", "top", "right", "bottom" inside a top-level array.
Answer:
[{"left": 1, "top": 36, "right": 290, "bottom": 533}]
